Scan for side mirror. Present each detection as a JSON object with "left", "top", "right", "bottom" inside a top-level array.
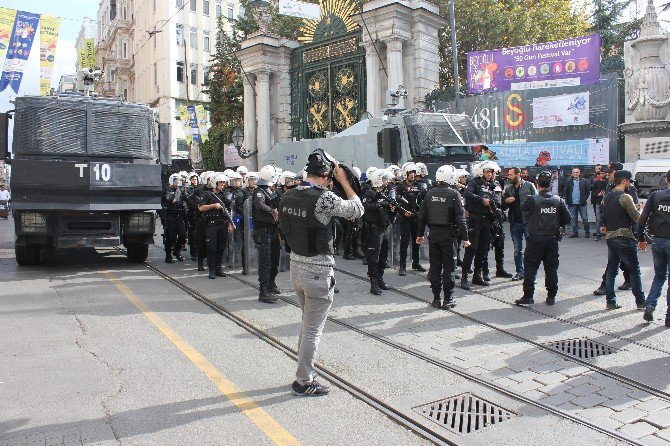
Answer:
[{"left": 381, "top": 127, "right": 401, "bottom": 164}]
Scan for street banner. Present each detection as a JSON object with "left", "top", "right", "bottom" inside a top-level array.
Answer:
[
  {"left": 224, "top": 144, "right": 243, "bottom": 167},
  {"left": 488, "top": 138, "right": 609, "bottom": 167},
  {"left": 532, "top": 92, "right": 589, "bottom": 129},
  {"left": 194, "top": 104, "right": 209, "bottom": 143},
  {"left": 466, "top": 34, "right": 601, "bottom": 94},
  {"left": 278, "top": 0, "right": 321, "bottom": 20},
  {"left": 0, "top": 10, "right": 40, "bottom": 93},
  {"left": 178, "top": 105, "right": 193, "bottom": 146},
  {"left": 39, "top": 15, "right": 61, "bottom": 96},
  {"left": 187, "top": 105, "right": 201, "bottom": 144},
  {"left": 0, "top": 8, "right": 17, "bottom": 63},
  {"left": 80, "top": 37, "right": 95, "bottom": 69}
]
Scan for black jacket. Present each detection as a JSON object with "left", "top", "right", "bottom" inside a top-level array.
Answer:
[{"left": 562, "top": 178, "right": 590, "bottom": 206}]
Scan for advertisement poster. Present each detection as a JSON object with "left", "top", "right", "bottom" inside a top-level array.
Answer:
[
  {"left": 194, "top": 104, "right": 209, "bottom": 143},
  {"left": 487, "top": 138, "right": 609, "bottom": 167},
  {"left": 532, "top": 92, "right": 590, "bottom": 128},
  {"left": 78, "top": 37, "right": 95, "bottom": 69},
  {"left": 0, "top": 10, "right": 40, "bottom": 93},
  {"left": 178, "top": 105, "right": 193, "bottom": 146},
  {"left": 0, "top": 8, "right": 17, "bottom": 62},
  {"left": 39, "top": 15, "right": 60, "bottom": 96},
  {"left": 467, "top": 34, "right": 601, "bottom": 94},
  {"left": 187, "top": 105, "right": 201, "bottom": 144}
]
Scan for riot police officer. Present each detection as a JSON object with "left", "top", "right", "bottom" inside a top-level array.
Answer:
[
  {"left": 362, "top": 169, "right": 396, "bottom": 295},
  {"left": 515, "top": 171, "right": 571, "bottom": 305},
  {"left": 254, "top": 165, "right": 282, "bottom": 303},
  {"left": 396, "top": 162, "right": 425, "bottom": 275},
  {"left": 484, "top": 164, "right": 513, "bottom": 280},
  {"left": 638, "top": 170, "right": 670, "bottom": 326},
  {"left": 417, "top": 165, "right": 470, "bottom": 309},
  {"left": 164, "top": 173, "right": 187, "bottom": 263},
  {"left": 185, "top": 172, "right": 200, "bottom": 261},
  {"left": 460, "top": 161, "right": 497, "bottom": 289},
  {"left": 198, "top": 173, "right": 234, "bottom": 279}
]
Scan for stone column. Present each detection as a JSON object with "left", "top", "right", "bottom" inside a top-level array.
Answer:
[
  {"left": 386, "top": 39, "right": 404, "bottom": 108},
  {"left": 364, "top": 42, "right": 381, "bottom": 117},
  {"left": 242, "top": 74, "right": 257, "bottom": 169},
  {"left": 256, "top": 71, "right": 272, "bottom": 163}
]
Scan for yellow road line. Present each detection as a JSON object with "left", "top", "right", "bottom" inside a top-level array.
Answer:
[{"left": 103, "top": 271, "right": 301, "bottom": 446}]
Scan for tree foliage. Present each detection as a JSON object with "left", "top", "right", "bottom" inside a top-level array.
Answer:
[{"left": 434, "top": 0, "right": 590, "bottom": 99}]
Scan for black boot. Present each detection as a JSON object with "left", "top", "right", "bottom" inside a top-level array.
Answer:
[
  {"left": 546, "top": 293, "right": 556, "bottom": 306},
  {"left": 442, "top": 294, "right": 456, "bottom": 309},
  {"left": 174, "top": 251, "right": 184, "bottom": 261},
  {"left": 377, "top": 277, "right": 391, "bottom": 290},
  {"left": 593, "top": 284, "right": 606, "bottom": 295},
  {"left": 496, "top": 268, "right": 513, "bottom": 278},
  {"left": 399, "top": 265, "right": 406, "bottom": 276},
  {"left": 431, "top": 298, "right": 441, "bottom": 309},
  {"left": 259, "top": 285, "right": 278, "bottom": 303},
  {"left": 515, "top": 295, "right": 534, "bottom": 305},
  {"left": 165, "top": 252, "right": 174, "bottom": 263},
  {"left": 460, "top": 275, "right": 470, "bottom": 291},
  {"left": 370, "top": 278, "right": 383, "bottom": 295},
  {"left": 482, "top": 269, "right": 491, "bottom": 282},
  {"left": 472, "top": 273, "right": 490, "bottom": 286},
  {"left": 215, "top": 267, "right": 226, "bottom": 277},
  {"left": 197, "top": 258, "right": 205, "bottom": 271},
  {"left": 208, "top": 269, "right": 216, "bottom": 279},
  {"left": 267, "top": 282, "right": 281, "bottom": 295},
  {"left": 412, "top": 263, "right": 426, "bottom": 272}
]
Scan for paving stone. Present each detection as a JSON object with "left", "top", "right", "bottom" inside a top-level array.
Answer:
[
  {"left": 616, "top": 421, "right": 658, "bottom": 439},
  {"left": 611, "top": 407, "right": 649, "bottom": 424},
  {"left": 539, "top": 392, "right": 577, "bottom": 407},
  {"left": 567, "top": 383, "right": 602, "bottom": 397},
  {"left": 557, "top": 401, "right": 581, "bottom": 412},
  {"left": 488, "top": 367, "right": 516, "bottom": 378},
  {"left": 602, "top": 396, "right": 642, "bottom": 412},
  {"left": 533, "top": 371, "right": 568, "bottom": 385},
  {"left": 655, "top": 428, "right": 670, "bottom": 441},
  {"left": 566, "top": 373, "right": 597, "bottom": 387},
  {"left": 639, "top": 434, "right": 670, "bottom": 446},
  {"left": 572, "top": 393, "right": 609, "bottom": 409},
  {"left": 635, "top": 398, "right": 670, "bottom": 414},
  {"left": 577, "top": 406, "right": 617, "bottom": 421},
  {"left": 466, "top": 366, "right": 489, "bottom": 375},
  {"left": 493, "top": 377, "right": 518, "bottom": 388},
  {"left": 597, "top": 386, "right": 632, "bottom": 399},
  {"left": 522, "top": 389, "right": 546, "bottom": 400},
  {"left": 512, "top": 379, "right": 544, "bottom": 393},
  {"left": 643, "top": 409, "right": 670, "bottom": 429},
  {"left": 538, "top": 382, "right": 574, "bottom": 396},
  {"left": 628, "top": 390, "right": 656, "bottom": 402},
  {"left": 508, "top": 370, "right": 540, "bottom": 382},
  {"left": 530, "top": 362, "right": 566, "bottom": 373}
]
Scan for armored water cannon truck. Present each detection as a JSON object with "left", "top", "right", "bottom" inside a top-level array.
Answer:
[
  {"left": 263, "top": 112, "right": 484, "bottom": 176},
  {"left": 0, "top": 95, "right": 166, "bottom": 265}
]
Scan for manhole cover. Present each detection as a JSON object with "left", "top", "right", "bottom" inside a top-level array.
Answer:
[
  {"left": 544, "top": 337, "right": 615, "bottom": 359},
  {"left": 413, "top": 393, "right": 516, "bottom": 434}
]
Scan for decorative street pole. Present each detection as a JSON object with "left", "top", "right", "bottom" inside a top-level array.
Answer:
[{"left": 449, "top": 0, "right": 461, "bottom": 113}]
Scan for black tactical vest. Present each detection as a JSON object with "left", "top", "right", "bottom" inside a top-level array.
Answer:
[
  {"left": 253, "top": 186, "right": 278, "bottom": 227},
  {"left": 363, "top": 190, "right": 391, "bottom": 227},
  {"left": 425, "top": 186, "right": 456, "bottom": 226},
  {"left": 603, "top": 190, "right": 632, "bottom": 232},
  {"left": 202, "top": 191, "right": 226, "bottom": 220},
  {"left": 528, "top": 195, "right": 560, "bottom": 236},
  {"left": 279, "top": 187, "right": 334, "bottom": 257},
  {"left": 649, "top": 190, "right": 670, "bottom": 238}
]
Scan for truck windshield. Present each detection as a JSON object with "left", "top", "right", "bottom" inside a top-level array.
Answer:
[{"left": 403, "top": 113, "right": 483, "bottom": 158}]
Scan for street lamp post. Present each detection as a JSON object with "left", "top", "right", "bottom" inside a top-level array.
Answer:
[{"left": 449, "top": 0, "right": 461, "bottom": 113}]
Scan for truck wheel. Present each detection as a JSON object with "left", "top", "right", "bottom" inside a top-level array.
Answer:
[
  {"left": 15, "top": 244, "right": 40, "bottom": 266},
  {"left": 126, "top": 243, "right": 149, "bottom": 262}
]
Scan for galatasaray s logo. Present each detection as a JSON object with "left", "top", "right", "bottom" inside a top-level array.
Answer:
[{"left": 504, "top": 93, "right": 525, "bottom": 129}]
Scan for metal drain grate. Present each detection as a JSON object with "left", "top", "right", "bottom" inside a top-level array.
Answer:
[
  {"left": 544, "top": 337, "right": 615, "bottom": 359},
  {"left": 413, "top": 393, "right": 516, "bottom": 434}
]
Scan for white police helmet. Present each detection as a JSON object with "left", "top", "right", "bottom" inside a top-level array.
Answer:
[
  {"left": 366, "top": 166, "right": 378, "bottom": 179},
  {"left": 352, "top": 166, "right": 361, "bottom": 179},
  {"left": 481, "top": 160, "right": 500, "bottom": 174},
  {"left": 188, "top": 172, "right": 199, "bottom": 182},
  {"left": 280, "top": 171, "right": 297, "bottom": 185},
  {"left": 236, "top": 166, "right": 248, "bottom": 174},
  {"left": 212, "top": 173, "right": 229, "bottom": 185},
  {"left": 258, "top": 165, "right": 280, "bottom": 186},
  {"left": 415, "top": 162, "right": 428, "bottom": 177},
  {"left": 369, "top": 169, "right": 388, "bottom": 188},
  {"left": 435, "top": 165, "right": 458, "bottom": 186},
  {"left": 227, "top": 171, "right": 243, "bottom": 185},
  {"left": 168, "top": 173, "right": 181, "bottom": 185},
  {"left": 401, "top": 162, "right": 418, "bottom": 179}
]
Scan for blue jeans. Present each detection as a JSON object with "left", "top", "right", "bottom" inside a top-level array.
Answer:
[
  {"left": 646, "top": 237, "right": 670, "bottom": 315},
  {"left": 592, "top": 204, "right": 603, "bottom": 237},
  {"left": 605, "top": 237, "right": 645, "bottom": 305},
  {"left": 569, "top": 204, "right": 590, "bottom": 235},
  {"left": 510, "top": 222, "right": 528, "bottom": 274}
]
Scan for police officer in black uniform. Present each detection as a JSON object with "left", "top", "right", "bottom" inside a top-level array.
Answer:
[
  {"left": 185, "top": 173, "right": 200, "bottom": 261},
  {"left": 417, "top": 165, "right": 470, "bottom": 309},
  {"left": 198, "top": 173, "right": 234, "bottom": 279},
  {"left": 164, "top": 173, "right": 187, "bottom": 263},
  {"left": 638, "top": 170, "right": 670, "bottom": 326},
  {"left": 362, "top": 169, "right": 396, "bottom": 295},
  {"left": 254, "top": 165, "right": 282, "bottom": 303},
  {"left": 484, "top": 167, "right": 513, "bottom": 280},
  {"left": 515, "top": 171, "right": 571, "bottom": 305},
  {"left": 460, "top": 161, "right": 497, "bottom": 289},
  {"left": 396, "top": 162, "right": 425, "bottom": 275}
]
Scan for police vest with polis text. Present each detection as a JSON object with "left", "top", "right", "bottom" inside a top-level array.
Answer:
[{"left": 279, "top": 186, "right": 334, "bottom": 257}]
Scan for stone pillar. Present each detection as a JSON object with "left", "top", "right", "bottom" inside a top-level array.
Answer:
[
  {"left": 386, "top": 39, "right": 405, "bottom": 108},
  {"left": 364, "top": 42, "right": 381, "bottom": 117},
  {"left": 256, "top": 71, "right": 272, "bottom": 163},
  {"left": 242, "top": 74, "right": 257, "bottom": 169}
]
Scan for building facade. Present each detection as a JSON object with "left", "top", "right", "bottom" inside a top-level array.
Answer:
[{"left": 96, "top": 0, "right": 241, "bottom": 156}]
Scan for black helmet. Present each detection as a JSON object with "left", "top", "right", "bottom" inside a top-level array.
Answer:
[
  {"left": 537, "top": 171, "right": 552, "bottom": 188},
  {"left": 305, "top": 148, "right": 336, "bottom": 178}
]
